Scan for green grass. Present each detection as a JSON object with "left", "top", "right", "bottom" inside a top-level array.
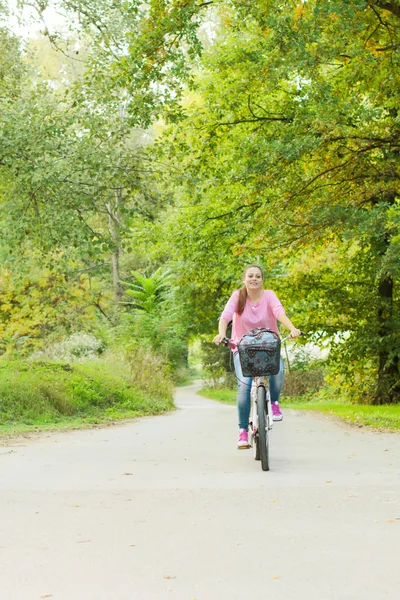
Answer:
[
  {"left": 286, "top": 401, "right": 400, "bottom": 431},
  {"left": 198, "top": 388, "right": 236, "bottom": 404},
  {"left": 0, "top": 359, "right": 174, "bottom": 437},
  {"left": 198, "top": 387, "right": 400, "bottom": 432}
]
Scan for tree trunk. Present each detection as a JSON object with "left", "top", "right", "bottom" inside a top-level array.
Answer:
[
  {"left": 372, "top": 189, "right": 399, "bottom": 404},
  {"left": 374, "top": 273, "right": 399, "bottom": 404},
  {"left": 107, "top": 188, "right": 122, "bottom": 303},
  {"left": 372, "top": 2, "right": 400, "bottom": 19}
]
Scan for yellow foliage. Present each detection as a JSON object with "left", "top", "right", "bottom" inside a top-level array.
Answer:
[
  {"left": 294, "top": 3, "right": 304, "bottom": 21},
  {"left": 0, "top": 258, "right": 106, "bottom": 355}
]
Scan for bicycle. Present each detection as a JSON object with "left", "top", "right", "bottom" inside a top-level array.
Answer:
[{"left": 222, "top": 327, "right": 294, "bottom": 472}]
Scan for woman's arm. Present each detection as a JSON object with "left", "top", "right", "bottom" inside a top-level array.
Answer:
[
  {"left": 213, "top": 291, "right": 239, "bottom": 344},
  {"left": 213, "top": 318, "right": 229, "bottom": 344},
  {"left": 277, "top": 313, "right": 301, "bottom": 338}
]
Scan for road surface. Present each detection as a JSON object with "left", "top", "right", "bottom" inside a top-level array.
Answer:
[{"left": 1, "top": 383, "right": 399, "bottom": 599}]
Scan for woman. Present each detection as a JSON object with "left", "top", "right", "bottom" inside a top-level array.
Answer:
[{"left": 213, "top": 264, "right": 301, "bottom": 449}]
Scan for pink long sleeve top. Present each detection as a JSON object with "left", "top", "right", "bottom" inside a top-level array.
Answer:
[{"left": 220, "top": 290, "right": 285, "bottom": 350}]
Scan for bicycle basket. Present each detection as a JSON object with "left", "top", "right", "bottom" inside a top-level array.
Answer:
[{"left": 237, "top": 328, "right": 281, "bottom": 377}]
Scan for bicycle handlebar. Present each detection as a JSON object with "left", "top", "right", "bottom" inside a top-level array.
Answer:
[{"left": 221, "top": 332, "right": 303, "bottom": 348}]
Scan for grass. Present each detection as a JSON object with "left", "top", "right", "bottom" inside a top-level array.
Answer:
[
  {"left": 198, "top": 388, "right": 236, "bottom": 404},
  {"left": 0, "top": 358, "right": 174, "bottom": 437},
  {"left": 286, "top": 401, "right": 400, "bottom": 431},
  {"left": 198, "top": 387, "right": 400, "bottom": 432}
]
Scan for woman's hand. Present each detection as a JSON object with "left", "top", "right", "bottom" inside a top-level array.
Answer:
[
  {"left": 289, "top": 328, "right": 302, "bottom": 339},
  {"left": 213, "top": 333, "right": 226, "bottom": 345}
]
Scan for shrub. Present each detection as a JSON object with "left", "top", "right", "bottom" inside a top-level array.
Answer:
[
  {"left": 282, "top": 362, "right": 325, "bottom": 398},
  {"left": 120, "top": 346, "right": 174, "bottom": 401},
  {"left": 200, "top": 339, "right": 233, "bottom": 387},
  {"left": 0, "top": 355, "right": 174, "bottom": 424},
  {"left": 107, "top": 312, "right": 189, "bottom": 372},
  {"left": 31, "top": 332, "right": 105, "bottom": 362}
]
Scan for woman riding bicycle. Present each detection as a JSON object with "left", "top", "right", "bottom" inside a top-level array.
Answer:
[{"left": 213, "top": 264, "right": 301, "bottom": 449}]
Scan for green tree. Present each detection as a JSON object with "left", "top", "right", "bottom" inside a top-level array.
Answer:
[
  {"left": 155, "top": 0, "right": 400, "bottom": 403},
  {"left": 0, "top": 26, "right": 166, "bottom": 345}
]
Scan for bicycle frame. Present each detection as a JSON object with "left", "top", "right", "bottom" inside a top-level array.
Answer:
[
  {"left": 249, "top": 376, "right": 273, "bottom": 461},
  {"left": 250, "top": 377, "right": 273, "bottom": 438}
]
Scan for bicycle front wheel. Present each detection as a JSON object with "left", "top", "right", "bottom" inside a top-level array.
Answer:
[{"left": 257, "top": 385, "right": 269, "bottom": 471}]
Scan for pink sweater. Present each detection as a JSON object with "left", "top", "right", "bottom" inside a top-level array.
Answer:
[{"left": 220, "top": 289, "right": 285, "bottom": 349}]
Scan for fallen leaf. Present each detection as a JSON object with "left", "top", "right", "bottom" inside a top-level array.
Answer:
[
  {"left": 386, "top": 519, "right": 395, "bottom": 523},
  {"left": 272, "top": 574, "right": 281, "bottom": 579},
  {"left": 164, "top": 575, "right": 176, "bottom": 580},
  {"left": 326, "top": 480, "right": 332, "bottom": 483}
]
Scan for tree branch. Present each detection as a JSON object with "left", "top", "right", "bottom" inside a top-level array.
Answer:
[
  {"left": 94, "top": 299, "right": 114, "bottom": 324},
  {"left": 375, "top": 42, "right": 400, "bottom": 50},
  {"left": 204, "top": 201, "right": 262, "bottom": 222},
  {"left": 209, "top": 115, "right": 292, "bottom": 132},
  {"left": 371, "top": 1, "right": 400, "bottom": 19}
]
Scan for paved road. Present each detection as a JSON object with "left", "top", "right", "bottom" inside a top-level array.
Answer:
[{"left": 1, "top": 383, "right": 399, "bottom": 600}]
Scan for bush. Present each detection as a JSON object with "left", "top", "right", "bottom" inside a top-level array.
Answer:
[
  {"left": 281, "top": 342, "right": 327, "bottom": 400},
  {"left": 31, "top": 332, "right": 105, "bottom": 362},
  {"left": 107, "top": 312, "right": 189, "bottom": 372},
  {"left": 282, "top": 362, "right": 325, "bottom": 398},
  {"left": 0, "top": 355, "right": 174, "bottom": 425},
  {"left": 121, "top": 346, "right": 174, "bottom": 401},
  {"left": 200, "top": 339, "right": 233, "bottom": 387}
]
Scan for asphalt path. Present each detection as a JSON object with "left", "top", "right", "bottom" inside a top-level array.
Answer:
[{"left": 1, "top": 383, "right": 400, "bottom": 600}]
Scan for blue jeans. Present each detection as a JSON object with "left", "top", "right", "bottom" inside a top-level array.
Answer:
[{"left": 233, "top": 351, "right": 285, "bottom": 430}]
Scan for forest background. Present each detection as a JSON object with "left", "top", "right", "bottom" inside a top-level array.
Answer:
[{"left": 0, "top": 0, "right": 399, "bottom": 433}]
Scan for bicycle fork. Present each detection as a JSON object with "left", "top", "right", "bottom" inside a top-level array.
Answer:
[{"left": 249, "top": 379, "right": 273, "bottom": 443}]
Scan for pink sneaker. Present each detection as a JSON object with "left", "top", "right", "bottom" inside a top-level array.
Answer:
[
  {"left": 237, "top": 428, "right": 250, "bottom": 449},
  {"left": 272, "top": 402, "right": 283, "bottom": 421}
]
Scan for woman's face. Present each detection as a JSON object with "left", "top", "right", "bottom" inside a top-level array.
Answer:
[{"left": 243, "top": 267, "right": 263, "bottom": 291}]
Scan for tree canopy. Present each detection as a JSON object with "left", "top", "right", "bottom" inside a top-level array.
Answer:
[
  {"left": 150, "top": 0, "right": 400, "bottom": 402},
  {"left": 0, "top": 1, "right": 399, "bottom": 401}
]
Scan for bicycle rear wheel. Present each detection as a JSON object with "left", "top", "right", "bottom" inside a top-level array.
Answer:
[{"left": 257, "top": 385, "right": 269, "bottom": 471}]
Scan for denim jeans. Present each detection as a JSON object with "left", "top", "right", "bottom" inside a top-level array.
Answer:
[{"left": 233, "top": 351, "right": 285, "bottom": 430}]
